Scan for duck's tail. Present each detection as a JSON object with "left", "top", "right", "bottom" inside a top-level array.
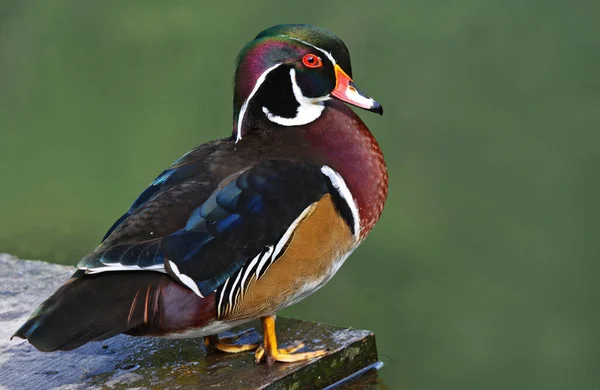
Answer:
[{"left": 12, "top": 270, "right": 215, "bottom": 351}]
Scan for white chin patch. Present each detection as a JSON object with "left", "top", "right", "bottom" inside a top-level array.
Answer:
[{"left": 262, "top": 68, "right": 327, "bottom": 127}]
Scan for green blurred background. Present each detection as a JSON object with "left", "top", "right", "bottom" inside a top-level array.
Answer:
[{"left": 1, "top": 0, "right": 598, "bottom": 388}]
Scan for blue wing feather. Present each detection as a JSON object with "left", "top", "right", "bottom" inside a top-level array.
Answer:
[
  {"left": 102, "top": 162, "right": 206, "bottom": 242},
  {"left": 83, "top": 160, "right": 330, "bottom": 297}
]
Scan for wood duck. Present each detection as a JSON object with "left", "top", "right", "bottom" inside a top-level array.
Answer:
[{"left": 13, "top": 24, "right": 388, "bottom": 365}]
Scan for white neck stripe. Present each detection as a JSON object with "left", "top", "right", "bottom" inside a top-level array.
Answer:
[
  {"left": 236, "top": 62, "right": 282, "bottom": 143},
  {"left": 280, "top": 35, "right": 337, "bottom": 66},
  {"left": 262, "top": 68, "right": 326, "bottom": 127}
]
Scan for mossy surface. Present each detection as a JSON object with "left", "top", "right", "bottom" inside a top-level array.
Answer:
[{"left": 1, "top": 255, "right": 380, "bottom": 389}]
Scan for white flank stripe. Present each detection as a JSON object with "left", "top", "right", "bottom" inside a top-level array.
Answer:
[
  {"left": 82, "top": 264, "right": 166, "bottom": 274},
  {"left": 240, "top": 253, "right": 260, "bottom": 294},
  {"left": 280, "top": 35, "right": 337, "bottom": 66},
  {"left": 228, "top": 268, "right": 243, "bottom": 308},
  {"left": 271, "top": 203, "right": 315, "bottom": 261},
  {"left": 255, "top": 245, "right": 274, "bottom": 278},
  {"left": 168, "top": 260, "right": 204, "bottom": 298},
  {"left": 236, "top": 63, "right": 283, "bottom": 142},
  {"left": 218, "top": 277, "right": 230, "bottom": 318},
  {"left": 320, "top": 166, "right": 361, "bottom": 238}
]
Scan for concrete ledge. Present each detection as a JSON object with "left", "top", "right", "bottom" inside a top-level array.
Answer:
[{"left": 0, "top": 254, "right": 381, "bottom": 389}]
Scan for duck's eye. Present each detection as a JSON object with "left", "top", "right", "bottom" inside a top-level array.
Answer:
[{"left": 302, "top": 54, "right": 323, "bottom": 68}]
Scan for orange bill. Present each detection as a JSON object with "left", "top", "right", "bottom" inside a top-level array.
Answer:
[{"left": 331, "top": 64, "right": 383, "bottom": 115}]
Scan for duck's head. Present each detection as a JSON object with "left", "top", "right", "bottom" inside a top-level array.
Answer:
[{"left": 233, "top": 24, "right": 382, "bottom": 141}]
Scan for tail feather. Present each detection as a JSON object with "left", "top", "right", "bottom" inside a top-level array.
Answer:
[{"left": 13, "top": 270, "right": 215, "bottom": 351}]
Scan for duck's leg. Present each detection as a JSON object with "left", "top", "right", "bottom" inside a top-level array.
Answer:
[
  {"left": 204, "top": 327, "right": 259, "bottom": 353},
  {"left": 254, "top": 315, "right": 328, "bottom": 365}
]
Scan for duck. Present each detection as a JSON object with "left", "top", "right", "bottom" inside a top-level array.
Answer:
[{"left": 13, "top": 24, "right": 388, "bottom": 365}]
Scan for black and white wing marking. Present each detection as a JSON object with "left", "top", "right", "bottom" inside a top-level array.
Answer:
[{"left": 78, "top": 160, "right": 358, "bottom": 299}]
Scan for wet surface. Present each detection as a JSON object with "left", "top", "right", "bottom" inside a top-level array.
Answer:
[{"left": 0, "top": 255, "right": 380, "bottom": 389}]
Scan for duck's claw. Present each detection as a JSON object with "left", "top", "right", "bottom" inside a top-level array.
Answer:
[
  {"left": 255, "top": 341, "right": 326, "bottom": 365},
  {"left": 255, "top": 315, "right": 328, "bottom": 365},
  {"left": 204, "top": 328, "right": 259, "bottom": 354}
]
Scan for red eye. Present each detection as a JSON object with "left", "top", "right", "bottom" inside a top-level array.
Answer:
[{"left": 302, "top": 54, "right": 323, "bottom": 68}]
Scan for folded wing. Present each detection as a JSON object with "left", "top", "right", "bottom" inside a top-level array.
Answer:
[{"left": 78, "top": 160, "right": 334, "bottom": 297}]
